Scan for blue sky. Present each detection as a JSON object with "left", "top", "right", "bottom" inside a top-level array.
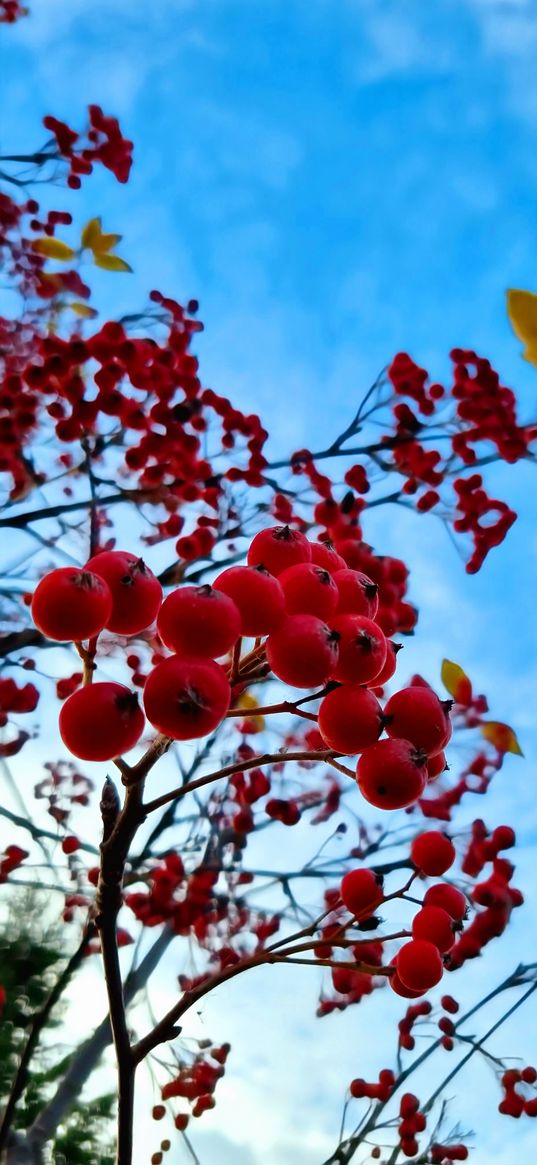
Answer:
[{"left": 4, "top": 1, "right": 537, "bottom": 1162}]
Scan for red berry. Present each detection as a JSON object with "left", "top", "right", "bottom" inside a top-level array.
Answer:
[
  {"left": 389, "top": 966, "right": 425, "bottom": 999},
  {"left": 371, "top": 640, "right": 401, "bottom": 688},
  {"left": 318, "top": 685, "right": 383, "bottom": 754},
  {"left": 247, "top": 525, "right": 312, "bottom": 576},
  {"left": 356, "top": 738, "right": 428, "bottom": 810},
  {"left": 157, "top": 585, "right": 241, "bottom": 658},
  {"left": 212, "top": 565, "right": 286, "bottom": 636},
  {"left": 152, "top": 1105, "right": 166, "bottom": 1121},
  {"left": 384, "top": 687, "right": 452, "bottom": 756},
  {"left": 31, "top": 567, "right": 112, "bottom": 642},
  {"left": 399, "top": 1094, "right": 420, "bottom": 1119},
  {"left": 412, "top": 906, "right": 454, "bottom": 953},
  {"left": 143, "top": 657, "right": 231, "bottom": 740},
  {"left": 329, "top": 614, "right": 387, "bottom": 685},
  {"left": 423, "top": 884, "right": 467, "bottom": 921},
  {"left": 426, "top": 751, "right": 448, "bottom": 780},
  {"left": 333, "top": 569, "right": 379, "bottom": 619},
  {"left": 266, "top": 615, "right": 339, "bottom": 689},
  {"left": 309, "top": 541, "right": 346, "bottom": 572},
  {"left": 86, "top": 550, "right": 162, "bottom": 635},
  {"left": 59, "top": 682, "right": 145, "bottom": 761},
  {"left": 396, "top": 939, "right": 444, "bottom": 992},
  {"left": 279, "top": 563, "right": 339, "bottom": 619},
  {"left": 340, "top": 868, "right": 383, "bottom": 918},
  {"left": 411, "top": 831, "right": 456, "bottom": 876}
]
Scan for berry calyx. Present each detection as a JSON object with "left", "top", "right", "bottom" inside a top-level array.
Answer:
[
  {"left": 31, "top": 567, "right": 112, "bottom": 642},
  {"left": 59, "top": 682, "right": 145, "bottom": 760}
]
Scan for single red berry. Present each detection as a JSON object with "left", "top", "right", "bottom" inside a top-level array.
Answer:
[
  {"left": 396, "top": 939, "right": 444, "bottom": 992},
  {"left": 399, "top": 1094, "right": 420, "bottom": 1119},
  {"left": 212, "top": 564, "right": 286, "bottom": 636},
  {"left": 333, "top": 569, "right": 379, "bottom": 619},
  {"left": 412, "top": 906, "right": 454, "bottom": 953},
  {"left": 384, "top": 687, "right": 452, "bottom": 756},
  {"left": 356, "top": 738, "right": 428, "bottom": 810},
  {"left": 441, "top": 994, "right": 460, "bottom": 1014},
  {"left": 143, "top": 657, "right": 230, "bottom": 740},
  {"left": 152, "top": 1105, "right": 166, "bottom": 1121},
  {"left": 309, "top": 541, "right": 347, "bottom": 572},
  {"left": 329, "top": 614, "right": 387, "bottom": 685},
  {"left": 247, "top": 525, "right": 312, "bottom": 576},
  {"left": 371, "top": 640, "right": 402, "bottom": 688},
  {"left": 31, "top": 567, "right": 112, "bottom": 642},
  {"left": 318, "top": 685, "right": 383, "bottom": 754},
  {"left": 59, "top": 682, "right": 145, "bottom": 761},
  {"left": 426, "top": 751, "right": 448, "bottom": 780},
  {"left": 62, "top": 835, "right": 80, "bottom": 855},
  {"left": 157, "top": 585, "right": 241, "bottom": 658},
  {"left": 411, "top": 831, "right": 456, "bottom": 876},
  {"left": 279, "top": 562, "right": 339, "bottom": 619},
  {"left": 423, "top": 883, "right": 467, "bottom": 921},
  {"left": 340, "top": 867, "right": 383, "bottom": 918},
  {"left": 86, "top": 550, "right": 162, "bottom": 635},
  {"left": 266, "top": 615, "right": 339, "bottom": 689}
]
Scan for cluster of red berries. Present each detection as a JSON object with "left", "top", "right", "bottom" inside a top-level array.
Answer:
[
  {"left": 0, "top": 0, "right": 27, "bottom": 21},
  {"left": 498, "top": 1066, "right": 537, "bottom": 1118},
  {"left": 336, "top": 832, "right": 467, "bottom": 997},
  {"left": 43, "top": 106, "right": 133, "bottom": 188},
  {"left": 152, "top": 1041, "right": 230, "bottom": 1131},
  {"left": 349, "top": 1068, "right": 395, "bottom": 1101},
  {"left": 31, "top": 528, "right": 452, "bottom": 826},
  {"left": 396, "top": 1093, "right": 427, "bottom": 1158}
]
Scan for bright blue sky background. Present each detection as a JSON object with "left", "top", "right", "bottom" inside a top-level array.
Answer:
[{"left": 4, "top": 2, "right": 537, "bottom": 1163}]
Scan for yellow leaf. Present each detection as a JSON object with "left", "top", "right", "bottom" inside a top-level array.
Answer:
[
  {"left": 480, "top": 721, "right": 524, "bottom": 756},
  {"left": 69, "top": 301, "right": 98, "bottom": 319},
  {"left": 236, "top": 691, "right": 265, "bottom": 731},
  {"left": 95, "top": 232, "right": 123, "bottom": 254},
  {"left": 94, "top": 252, "right": 132, "bottom": 273},
  {"left": 441, "top": 658, "right": 472, "bottom": 705},
  {"left": 506, "top": 289, "right": 537, "bottom": 365},
  {"left": 32, "top": 237, "right": 76, "bottom": 261},
  {"left": 81, "top": 217, "right": 102, "bottom": 250}
]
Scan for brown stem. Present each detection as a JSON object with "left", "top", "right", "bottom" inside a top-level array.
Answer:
[{"left": 143, "top": 747, "right": 340, "bottom": 814}]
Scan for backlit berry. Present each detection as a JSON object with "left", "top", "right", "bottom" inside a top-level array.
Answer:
[
  {"left": 356, "top": 738, "right": 428, "bottom": 810},
  {"left": 384, "top": 687, "right": 452, "bottom": 756},
  {"left": 86, "top": 550, "right": 162, "bottom": 635},
  {"left": 157, "top": 585, "right": 241, "bottom": 658},
  {"left": 247, "top": 525, "right": 312, "bottom": 576},
  {"left": 340, "top": 867, "right": 383, "bottom": 918},
  {"left": 333, "top": 569, "right": 379, "bottom": 619},
  {"left": 59, "top": 682, "right": 145, "bottom": 761},
  {"left": 213, "top": 565, "right": 286, "bottom": 636},
  {"left": 143, "top": 657, "right": 231, "bottom": 740},
  {"left": 396, "top": 939, "right": 444, "bottom": 992},
  {"left": 31, "top": 567, "right": 112, "bottom": 642},
  {"left": 318, "top": 685, "right": 383, "bottom": 754},
  {"left": 423, "top": 884, "right": 467, "bottom": 921},
  {"left": 266, "top": 615, "right": 339, "bottom": 689},
  {"left": 329, "top": 614, "right": 387, "bottom": 685},
  {"left": 279, "top": 563, "right": 339, "bottom": 619},
  {"left": 411, "top": 831, "right": 456, "bottom": 876},
  {"left": 412, "top": 906, "right": 454, "bottom": 952}
]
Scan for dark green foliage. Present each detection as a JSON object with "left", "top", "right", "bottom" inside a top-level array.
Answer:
[{"left": 0, "top": 894, "right": 115, "bottom": 1163}]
